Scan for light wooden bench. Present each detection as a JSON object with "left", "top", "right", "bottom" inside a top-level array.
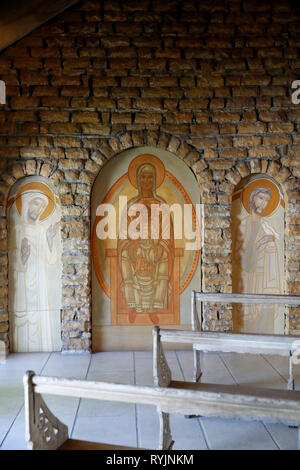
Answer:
[
  {"left": 153, "top": 326, "right": 300, "bottom": 449},
  {"left": 24, "top": 370, "right": 167, "bottom": 450},
  {"left": 24, "top": 369, "right": 201, "bottom": 450},
  {"left": 191, "top": 292, "right": 300, "bottom": 390}
]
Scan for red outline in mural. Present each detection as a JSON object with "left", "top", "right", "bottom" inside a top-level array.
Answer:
[{"left": 92, "top": 171, "right": 200, "bottom": 299}]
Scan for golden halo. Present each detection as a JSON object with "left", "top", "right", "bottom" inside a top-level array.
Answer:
[
  {"left": 14, "top": 182, "right": 55, "bottom": 221},
  {"left": 128, "top": 154, "right": 165, "bottom": 189},
  {"left": 242, "top": 178, "right": 281, "bottom": 217}
]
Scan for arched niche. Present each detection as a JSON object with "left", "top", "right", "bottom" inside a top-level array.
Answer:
[
  {"left": 91, "top": 146, "right": 201, "bottom": 351},
  {"left": 231, "top": 174, "right": 285, "bottom": 334},
  {"left": 7, "top": 176, "right": 62, "bottom": 352}
]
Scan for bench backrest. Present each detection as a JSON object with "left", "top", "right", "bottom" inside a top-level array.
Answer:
[
  {"left": 191, "top": 291, "right": 300, "bottom": 331},
  {"left": 155, "top": 327, "right": 300, "bottom": 352}
]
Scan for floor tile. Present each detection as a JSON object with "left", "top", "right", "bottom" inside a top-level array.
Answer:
[
  {"left": 72, "top": 352, "right": 136, "bottom": 447},
  {"left": 264, "top": 422, "right": 298, "bottom": 450},
  {"left": 176, "top": 350, "right": 235, "bottom": 385},
  {"left": 220, "top": 352, "right": 287, "bottom": 389},
  {"left": 200, "top": 417, "right": 278, "bottom": 450},
  {"left": 263, "top": 354, "right": 300, "bottom": 390}
]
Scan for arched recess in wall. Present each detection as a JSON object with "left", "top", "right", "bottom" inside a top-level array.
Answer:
[
  {"left": 231, "top": 174, "right": 285, "bottom": 335},
  {"left": 7, "top": 176, "right": 62, "bottom": 352},
  {"left": 91, "top": 146, "right": 201, "bottom": 351}
]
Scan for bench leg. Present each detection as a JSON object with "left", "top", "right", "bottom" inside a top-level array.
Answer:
[
  {"left": 185, "top": 349, "right": 202, "bottom": 419},
  {"left": 288, "top": 353, "right": 295, "bottom": 391},
  {"left": 193, "top": 348, "right": 202, "bottom": 383},
  {"left": 157, "top": 408, "right": 174, "bottom": 450}
]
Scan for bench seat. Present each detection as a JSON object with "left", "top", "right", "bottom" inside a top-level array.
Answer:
[
  {"left": 167, "top": 380, "right": 300, "bottom": 424},
  {"left": 170, "top": 380, "right": 300, "bottom": 403},
  {"left": 59, "top": 439, "right": 138, "bottom": 450}
]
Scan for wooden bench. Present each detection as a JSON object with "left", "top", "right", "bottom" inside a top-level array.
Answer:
[
  {"left": 153, "top": 326, "right": 300, "bottom": 449},
  {"left": 24, "top": 369, "right": 200, "bottom": 450},
  {"left": 24, "top": 370, "right": 166, "bottom": 450},
  {"left": 191, "top": 292, "right": 300, "bottom": 390}
]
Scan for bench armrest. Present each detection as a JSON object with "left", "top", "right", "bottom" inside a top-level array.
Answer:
[
  {"left": 23, "top": 370, "right": 69, "bottom": 450},
  {"left": 153, "top": 326, "right": 172, "bottom": 387}
]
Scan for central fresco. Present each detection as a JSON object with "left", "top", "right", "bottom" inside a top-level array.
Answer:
[{"left": 91, "top": 147, "right": 201, "bottom": 331}]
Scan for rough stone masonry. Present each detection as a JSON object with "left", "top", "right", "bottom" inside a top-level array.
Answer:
[{"left": 0, "top": 0, "right": 299, "bottom": 352}]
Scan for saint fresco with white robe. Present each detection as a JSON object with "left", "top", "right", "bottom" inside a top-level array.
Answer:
[
  {"left": 232, "top": 180, "right": 284, "bottom": 334},
  {"left": 8, "top": 181, "right": 62, "bottom": 352}
]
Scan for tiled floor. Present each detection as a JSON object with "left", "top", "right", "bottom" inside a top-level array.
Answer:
[{"left": 0, "top": 349, "right": 299, "bottom": 450}]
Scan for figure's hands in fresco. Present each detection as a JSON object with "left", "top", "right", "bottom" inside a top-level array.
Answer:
[
  {"left": 21, "top": 237, "right": 30, "bottom": 265},
  {"left": 46, "top": 222, "right": 60, "bottom": 252},
  {"left": 256, "top": 234, "right": 275, "bottom": 249}
]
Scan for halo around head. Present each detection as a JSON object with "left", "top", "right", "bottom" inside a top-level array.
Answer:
[
  {"left": 242, "top": 178, "right": 281, "bottom": 217},
  {"left": 128, "top": 154, "right": 165, "bottom": 189},
  {"left": 8, "top": 181, "right": 56, "bottom": 221}
]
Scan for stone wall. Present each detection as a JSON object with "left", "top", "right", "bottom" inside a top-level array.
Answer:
[{"left": 0, "top": 0, "right": 299, "bottom": 351}]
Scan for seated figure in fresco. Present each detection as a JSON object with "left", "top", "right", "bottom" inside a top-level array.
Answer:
[
  {"left": 9, "top": 191, "right": 60, "bottom": 352},
  {"left": 233, "top": 187, "right": 281, "bottom": 333},
  {"left": 118, "top": 163, "right": 174, "bottom": 324}
]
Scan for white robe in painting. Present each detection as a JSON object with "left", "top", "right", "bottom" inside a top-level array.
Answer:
[
  {"left": 233, "top": 215, "right": 281, "bottom": 334},
  {"left": 8, "top": 193, "right": 61, "bottom": 352}
]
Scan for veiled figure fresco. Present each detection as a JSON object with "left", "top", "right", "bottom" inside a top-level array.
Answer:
[
  {"left": 118, "top": 158, "right": 174, "bottom": 324},
  {"left": 232, "top": 176, "right": 284, "bottom": 334},
  {"left": 7, "top": 178, "right": 62, "bottom": 352}
]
